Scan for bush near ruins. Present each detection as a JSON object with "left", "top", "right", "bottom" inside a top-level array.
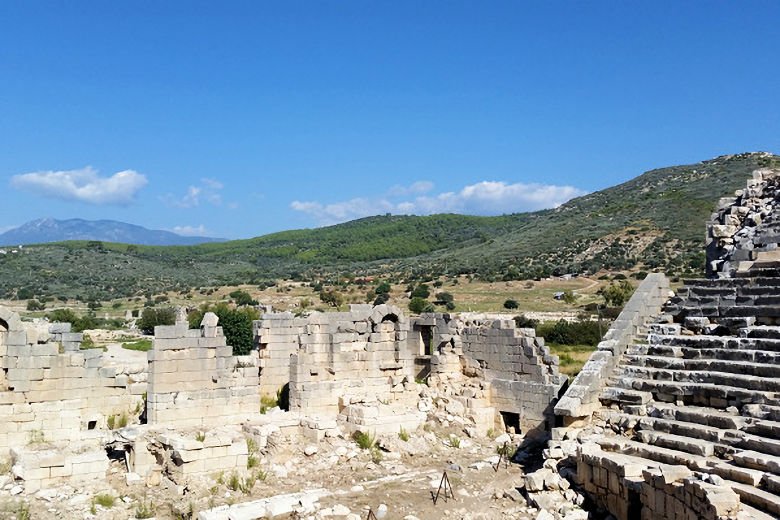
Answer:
[
  {"left": 410, "top": 283, "right": 430, "bottom": 299},
  {"left": 375, "top": 281, "right": 391, "bottom": 294},
  {"left": 229, "top": 289, "right": 258, "bottom": 306},
  {"left": 137, "top": 307, "right": 176, "bottom": 335},
  {"left": 598, "top": 279, "right": 635, "bottom": 307},
  {"left": 188, "top": 303, "right": 260, "bottom": 355},
  {"left": 504, "top": 299, "right": 519, "bottom": 309},
  {"left": 536, "top": 319, "right": 604, "bottom": 347},
  {"left": 319, "top": 289, "right": 344, "bottom": 309},
  {"left": 408, "top": 297, "right": 434, "bottom": 314},
  {"left": 513, "top": 314, "right": 538, "bottom": 329}
]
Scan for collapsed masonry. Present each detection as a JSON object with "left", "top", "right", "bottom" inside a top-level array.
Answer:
[
  {"left": 0, "top": 302, "right": 567, "bottom": 494},
  {"left": 539, "top": 167, "right": 780, "bottom": 520}
]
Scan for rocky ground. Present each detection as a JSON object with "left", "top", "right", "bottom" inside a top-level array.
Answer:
[{"left": 0, "top": 414, "right": 595, "bottom": 520}]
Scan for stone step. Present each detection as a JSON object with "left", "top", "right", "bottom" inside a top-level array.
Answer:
[
  {"left": 744, "top": 418, "right": 780, "bottom": 440},
  {"left": 610, "top": 377, "right": 780, "bottom": 408},
  {"left": 741, "top": 326, "right": 780, "bottom": 340},
  {"left": 764, "top": 473, "right": 780, "bottom": 494},
  {"left": 637, "top": 430, "right": 719, "bottom": 457},
  {"left": 723, "top": 305, "right": 780, "bottom": 319},
  {"left": 735, "top": 268, "right": 780, "bottom": 279},
  {"left": 736, "top": 503, "right": 778, "bottom": 520},
  {"left": 649, "top": 403, "right": 749, "bottom": 430},
  {"left": 632, "top": 415, "right": 740, "bottom": 453},
  {"left": 624, "top": 355, "right": 780, "bottom": 378},
  {"left": 614, "top": 365, "right": 780, "bottom": 392},
  {"left": 642, "top": 344, "right": 780, "bottom": 364},
  {"left": 729, "top": 480, "right": 780, "bottom": 517},
  {"left": 736, "top": 295, "right": 780, "bottom": 306},
  {"left": 649, "top": 334, "right": 780, "bottom": 353},
  {"left": 732, "top": 450, "right": 780, "bottom": 475},
  {"left": 712, "top": 461, "right": 765, "bottom": 486},
  {"left": 596, "top": 436, "right": 712, "bottom": 472},
  {"left": 599, "top": 387, "right": 652, "bottom": 405}
]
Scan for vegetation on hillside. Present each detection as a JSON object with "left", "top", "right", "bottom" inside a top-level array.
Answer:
[{"left": 0, "top": 152, "right": 775, "bottom": 300}]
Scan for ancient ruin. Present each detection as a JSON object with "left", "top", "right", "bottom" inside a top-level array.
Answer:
[
  {"left": 535, "top": 167, "right": 780, "bottom": 519},
  {"left": 0, "top": 167, "right": 778, "bottom": 519}
]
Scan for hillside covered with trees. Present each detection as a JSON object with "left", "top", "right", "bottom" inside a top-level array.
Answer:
[{"left": 0, "top": 152, "right": 777, "bottom": 301}]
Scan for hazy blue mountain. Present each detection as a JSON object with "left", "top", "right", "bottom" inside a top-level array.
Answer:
[{"left": 0, "top": 218, "right": 224, "bottom": 246}]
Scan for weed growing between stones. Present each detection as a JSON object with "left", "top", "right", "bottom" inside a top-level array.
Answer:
[
  {"left": 398, "top": 427, "right": 410, "bottom": 442},
  {"left": 93, "top": 494, "right": 115, "bottom": 508},
  {"left": 134, "top": 499, "right": 155, "bottom": 519},
  {"left": 352, "top": 430, "right": 375, "bottom": 450}
]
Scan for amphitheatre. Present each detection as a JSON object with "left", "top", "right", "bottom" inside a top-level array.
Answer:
[{"left": 0, "top": 165, "right": 778, "bottom": 520}]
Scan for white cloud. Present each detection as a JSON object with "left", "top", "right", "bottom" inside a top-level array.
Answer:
[
  {"left": 10, "top": 166, "right": 147, "bottom": 206},
  {"left": 161, "top": 178, "right": 224, "bottom": 208},
  {"left": 386, "top": 180, "right": 434, "bottom": 197},
  {"left": 291, "top": 179, "right": 587, "bottom": 225},
  {"left": 171, "top": 224, "right": 214, "bottom": 237}
]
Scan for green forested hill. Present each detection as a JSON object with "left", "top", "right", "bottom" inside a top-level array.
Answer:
[{"left": 1, "top": 152, "right": 777, "bottom": 300}]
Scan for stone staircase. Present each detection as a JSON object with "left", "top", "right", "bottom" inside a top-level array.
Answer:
[{"left": 596, "top": 269, "right": 780, "bottom": 518}]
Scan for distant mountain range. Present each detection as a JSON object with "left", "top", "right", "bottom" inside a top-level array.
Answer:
[{"left": 0, "top": 218, "right": 223, "bottom": 246}]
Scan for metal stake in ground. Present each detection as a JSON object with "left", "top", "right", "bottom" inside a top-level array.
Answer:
[
  {"left": 432, "top": 471, "right": 455, "bottom": 505},
  {"left": 366, "top": 508, "right": 378, "bottom": 520}
]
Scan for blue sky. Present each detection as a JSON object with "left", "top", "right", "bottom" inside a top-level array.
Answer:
[{"left": 1, "top": 1, "right": 778, "bottom": 239}]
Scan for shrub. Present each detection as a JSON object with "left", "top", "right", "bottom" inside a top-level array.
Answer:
[
  {"left": 513, "top": 315, "right": 538, "bottom": 329},
  {"left": 536, "top": 319, "right": 604, "bottom": 346},
  {"left": 503, "top": 299, "right": 519, "bottom": 309},
  {"left": 352, "top": 430, "right": 376, "bottom": 450},
  {"left": 319, "top": 289, "right": 344, "bottom": 308},
  {"left": 229, "top": 290, "right": 258, "bottom": 306},
  {"left": 135, "top": 500, "right": 155, "bottom": 519},
  {"left": 94, "top": 494, "right": 115, "bottom": 508},
  {"left": 137, "top": 307, "right": 176, "bottom": 335},
  {"left": 398, "top": 427, "right": 409, "bottom": 442},
  {"left": 410, "top": 284, "right": 430, "bottom": 299},
  {"left": 434, "top": 292, "right": 453, "bottom": 305},
  {"left": 26, "top": 299, "right": 45, "bottom": 311},
  {"left": 188, "top": 303, "right": 259, "bottom": 355},
  {"left": 449, "top": 435, "right": 461, "bottom": 448},
  {"left": 408, "top": 297, "right": 433, "bottom": 314},
  {"left": 599, "top": 280, "right": 635, "bottom": 307}
]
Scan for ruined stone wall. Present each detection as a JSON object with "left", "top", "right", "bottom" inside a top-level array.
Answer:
[
  {"left": 287, "top": 305, "right": 421, "bottom": 431},
  {"left": 146, "top": 314, "right": 260, "bottom": 427},
  {"left": 577, "top": 444, "right": 740, "bottom": 520},
  {"left": 464, "top": 321, "right": 565, "bottom": 436},
  {"left": 706, "top": 167, "right": 780, "bottom": 278},
  {"left": 0, "top": 308, "right": 141, "bottom": 458},
  {"left": 436, "top": 315, "right": 566, "bottom": 436},
  {"left": 253, "top": 312, "right": 306, "bottom": 397}
]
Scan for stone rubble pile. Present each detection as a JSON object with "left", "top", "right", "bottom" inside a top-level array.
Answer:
[{"left": 707, "top": 167, "right": 780, "bottom": 278}]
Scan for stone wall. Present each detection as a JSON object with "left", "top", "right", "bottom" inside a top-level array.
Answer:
[
  {"left": 146, "top": 313, "right": 260, "bottom": 427},
  {"left": 287, "top": 305, "right": 423, "bottom": 432},
  {"left": 554, "top": 273, "right": 670, "bottom": 423},
  {"left": 706, "top": 167, "right": 780, "bottom": 278},
  {"left": 458, "top": 317, "right": 566, "bottom": 436},
  {"left": 576, "top": 444, "right": 740, "bottom": 520},
  {"left": 253, "top": 312, "right": 306, "bottom": 397},
  {"left": 0, "top": 307, "right": 141, "bottom": 457}
]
